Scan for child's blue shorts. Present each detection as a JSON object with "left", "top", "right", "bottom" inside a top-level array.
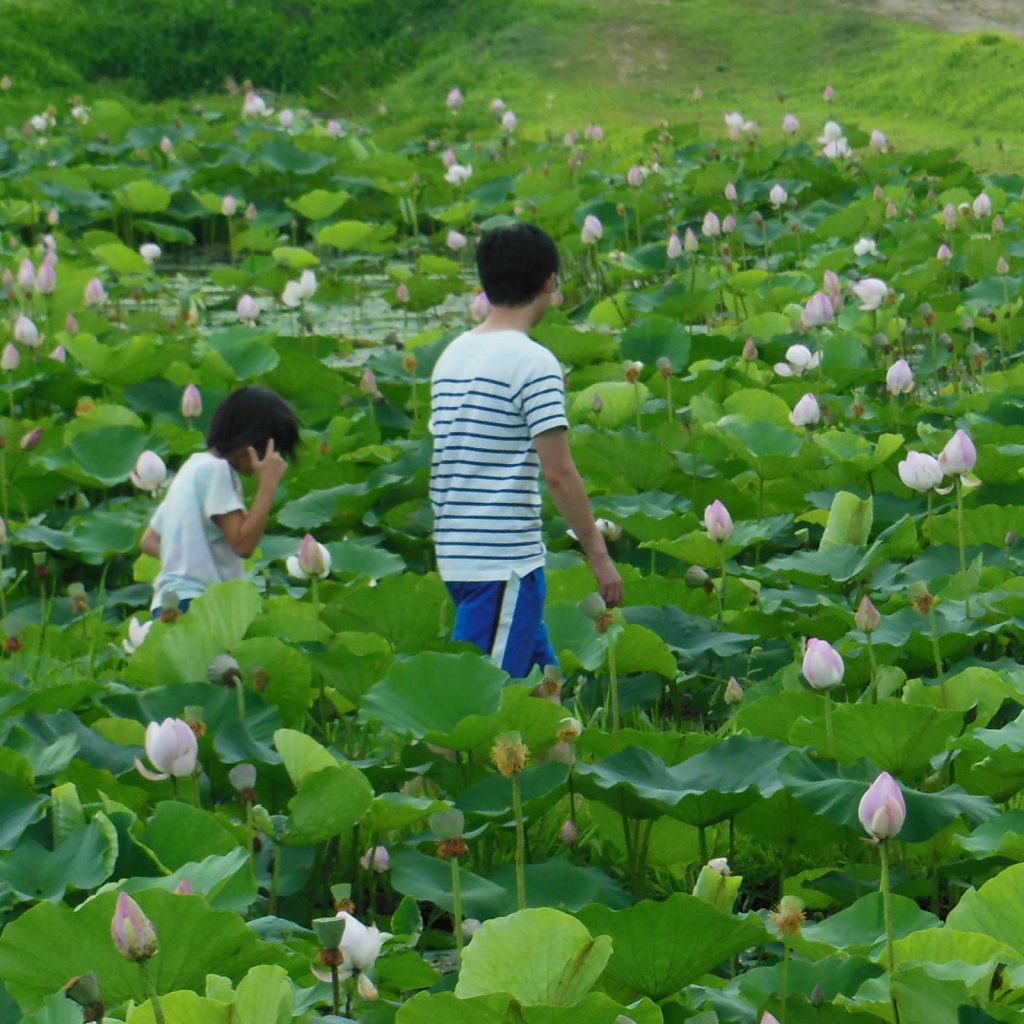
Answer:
[{"left": 446, "top": 568, "right": 557, "bottom": 678}]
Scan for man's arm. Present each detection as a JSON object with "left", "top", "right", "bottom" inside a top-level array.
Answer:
[
  {"left": 213, "top": 440, "right": 288, "bottom": 558},
  {"left": 140, "top": 527, "right": 161, "bottom": 558},
  {"left": 533, "top": 428, "right": 623, "bottom": 607}
]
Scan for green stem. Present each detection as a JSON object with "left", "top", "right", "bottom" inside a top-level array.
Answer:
[
  {"left": 192, "top": 772, "right": 201, "bottom": 809},
  {"left": 608, "top": 639, "right": 620, "bottom": 734},
  {"left": 879, "top": 841, "right": 901, "bottom": 1022},
  {"left": 665, "top": 376, "right": 673, "bottom": 424},
  {"left": 698, "top": 825, "right": 708, "bottom": 863},
  {"left": 331, "top": 965, "right": 341, "bottom": 1016},
  {"left": 452, "top": 855, "right": 464, "bottom": 961},
  {"left": 926, "top": 491, "right": 933, "bottom": 548},
  {"left": 781, "top": 940, "right": 791, "bottom": 1023},
  {"left": 512, "top": 774, "right": 527, "bottom": 911},
  {"left": 717, "top": 543, "right": 727, "bottom": 628},
  {"left": 866, "top": 635, "right": 879, "bottom": 703},
  {"left": 956, "top": 477, "right": 971, "bottom": 617},
  {"left": 140, "top": 960, "right": 166, "bottom": 1024},
  {"left": 928, "top": 607, "right": 948, "bottom": 707},
  {"left": 634, "top": 381, "right": 641, "bottom": 432},
  {"left": 823, "top": 693, "right": 835, "bottom": 760}
]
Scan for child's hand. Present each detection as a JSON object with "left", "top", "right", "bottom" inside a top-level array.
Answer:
[{"left": 250, "top": 438, "right": 287, "bottom": 487}]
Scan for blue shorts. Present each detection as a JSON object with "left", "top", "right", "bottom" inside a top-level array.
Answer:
[{"left": 446, "top": 568, "right": 557, "bottom": 679}]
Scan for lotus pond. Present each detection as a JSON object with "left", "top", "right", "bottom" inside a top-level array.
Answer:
[{"left": 1, "top": 88, "right": 1024, "bottom": 1024}]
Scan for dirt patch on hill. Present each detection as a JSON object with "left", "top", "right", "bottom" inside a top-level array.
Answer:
[{"left": 836, "top": 0, "right": 1023, "bottom": 37}]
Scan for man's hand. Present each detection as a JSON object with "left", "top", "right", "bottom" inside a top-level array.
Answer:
[
  {"left": 250, "top": 437, "right": 287, "bottom": 488},
  {"left": 591, "top": 551, "right": 623, "bottom": 608}
]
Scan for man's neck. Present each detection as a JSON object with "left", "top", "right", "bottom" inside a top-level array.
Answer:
[{"left": 477, "top": 302, "right": 543, "bottom": 334}]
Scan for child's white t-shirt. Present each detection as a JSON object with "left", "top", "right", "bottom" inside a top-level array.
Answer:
[{"left": 148, "top": 451, "right": 246, "bottom": 610}]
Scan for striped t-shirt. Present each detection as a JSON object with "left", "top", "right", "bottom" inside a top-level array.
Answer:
[{"left": 429, "top": 328, "right": 569, "bottom": 581}]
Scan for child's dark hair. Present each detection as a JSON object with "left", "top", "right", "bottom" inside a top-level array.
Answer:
[
  {"left": 207, "top": 386, "right": 300, "bottom": 458},
  {"left": 476, "top": 223, "right": 559, "bottom": 307}
]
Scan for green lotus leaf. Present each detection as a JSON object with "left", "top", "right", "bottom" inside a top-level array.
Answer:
[
  {"left": 112, "top": 180, "right": 172, "bottom": 213},
  {"left": 389, "top": 849, "right": 508, "bottom": 920},
  {"left": 946, "top": 864, "right": 1024, "bottom": 956},
  {"left": 286, "top": 188, "right": 351, "bottom": 220}
]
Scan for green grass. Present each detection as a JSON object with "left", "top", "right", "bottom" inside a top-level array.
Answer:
[{"left": 379, "top": 0, "right": 1024, "bottom": 168}]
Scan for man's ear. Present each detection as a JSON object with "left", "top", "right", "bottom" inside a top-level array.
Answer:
[{"left": 542, "top": 272, "right": 558, "bottom": 294}]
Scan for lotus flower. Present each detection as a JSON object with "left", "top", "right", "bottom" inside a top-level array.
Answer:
[
  {"left": 278, "top": 108, "right": 295, "bottom": 129},
  {"left": 724, "top": 677, "right": 743, "bottom": 704},
  {"left": 500, "top": 110, "right": 517, "bottom": 132},
  {"left": 489, "top": 98, "right": 506, "bottom": 115},
  {"left": 131, "top": 451, "right": 167, "bottom": 492},
  {"left": 444, "top": 163, "right": 473, "bottom": 186},
  {"left": 783, "top": 113, "right": 800, "bottom": 135},
  {"left": 790, "top": 393, "right": 821, "bottom": 427},
  {"left": 84, "top": 277, "right": 107, "bottom": 306},
  {"left": 936, "top": 243, "right": 952, "bottom": 261},
  {"left": 997, "top": 256, "right": 1010, "bottom": 275},
  {"left": 823, "top": 83, "right": 835, "bottom": 102},
  {"left": 800, "top": 292, "right": 833, "bottom": 330},
  {"left": 683, "top": 227, "right": 699, "bottom": 252},
  {"left": 943, "top": 203, "right": 957, "bottom": 230},
  {"left": 180, "top": 384, "right": 202, "bottom": 419},
  {"left": 446, "top": 87, "right": 464, "bottom": 111},
  {"left": 775, "top": 343, "right": 821, "bottom": 377},
  {"left": 111, "top": 892, "right": 158, "bottom": 962},
  {"left": 898, "top": 451, "right": 942, "bottom": 492},
  {"left": 396, "top": 282, "right": 410, "bottom": 304},
  {"left": 17, "top": 258, "right": 35, "bottom": 293},
  {"left": 326, "top": 119, "right": 343, "bottom": 137},
  {"left": 160, "top": 135, "right": 173, "bottom": 154},
  {"left": 560, "top": 819, "right": 580, "bottom": 845},
  {"left": 858, "top": 772, "right": 906, "bottom": 840},
  {"left": 722, "top": 214, "right": 736, "bottom": 234},
  {"left": 885, "top": 359, "right": 914, "bottom": 395},
  {"left": 20, "top": 427, "right": 42, "bottom": 451},
  {"left": 229, "top": 763, "right": 257, "bottom": 792},
  {"left": 856, "top": 594, "right": 881, "bottom": 633},
  {"left": 446, "top": 229, "right": 468, "bottom": 251},
  {"left": 802, "top": 637, "right": 844, "bottom": 690},
  {"left": 627, "top": 165, "right": 647, "bottom": 188},
  {"left": 822, "top": 137, "right": 851, "bottom": 159},
  {"left": 701, "top": 211, "right": 721, "bottom": 237},
  {"left": 49, "top": 344, "right": 66, "bottom": 363},
  {"left": 742, "top": 338, "right": 758, "bottom": 361},
  {"left": 723, "top": 182, "right": 738, "bottom": 202},
  {"left": 221, "top": 194, "right": 238, "bottom": 217},
  {"left": 769, "top": 184, "right": 788, "bottom": 207},
  {"left": 237, "top": 294, "right": 260, "bottom": 321},
  {"left": 135, "top": 718, "right": 198, "bottom": 780},
  {"left": 852, "top": 278, "right": 887, "bottom": 311},
  {"left": 35, "top": 261, "right": 56, "bottom": 294},
  {"left": 360, "top": 846, "right": 390, "bottom": 873},
  {"left": 581, "top": 214, "right": 603, "bottom": 244},
  {"left": 853, "top": 237, "right": 876, "bottom": 257},
  {"left": 4, "top": 343, "right": 22, "bottom": 372},
  {"left": 14, "top": 314, "right": 39, "bottom": 348},
  {"left": 870, "top": 129, "right": 888, "bottom": 150},
  {"left": 667, "top": 231, "right": 683, "bottom": 259},
  {"left": 287, "top": 533, "right": 332, "bottom": 579},
  {"left": 724, "top": 111, "right": 745, "bottom": 139},
  {"left": 242, "top": 90, "right": 268, "bottom": 117},
  {"left": 334, "top": 911, "right": 391, "bottom": 979},
  {"left": 938, "top": 429, "right": 977, "bottom": 476},
  {"left": 704, "top": 499, "right": 734, "bottom": 542},
  {"left": 282, "top": 269, "right": 317, "bottom": 308},
  {"left": 584, "top": 123, "right": 604, "bottom": 141},
  {"left": 139, "top": 243, "right": 161, "bottom": 264},
  {"left": 972, "top": 192, "right": 992, "bottom": 218}
]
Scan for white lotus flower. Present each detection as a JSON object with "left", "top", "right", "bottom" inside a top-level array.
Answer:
[
  {"left": 852, "top": 278, "right": 888, "bottom": 312},
  {"left": 122, "top": 616, "right": 154, "bottom": 655},
  {"left": 444, "top": 163, "right": 473, "bottom": 186},
  {"left": 282, "top": 269, "right": 317, "bottom": 308},
  {"left": 774, "top": 343, "right": 821, "bottom": 378},
  {"left": 130, "top": 451, "right": 168, "bottom": 492},
  {"left": 853, "top": 238, "right": 877, "bottom": 257}
]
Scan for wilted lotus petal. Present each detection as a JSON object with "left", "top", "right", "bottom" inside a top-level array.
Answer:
[{"left": 122, "top": 616, "right": 153, "bottom": 656}]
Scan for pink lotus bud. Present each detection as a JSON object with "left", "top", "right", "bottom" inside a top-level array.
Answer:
[
  {"left": 360, "top": 846, "right": 390, "bottom": 873},
  {"left": 721, "top": 213, "right": 736, "bottom": 234},
  {"left": 724, "top": 111, "right": 744, "bottom": 139},
  {"left": 229, "top": 763, "right": 257, "bottom": 791},
  {"left": 885, "top": 199, "right": 898, "bottom": 219},
  {"left": 704, "top": 499, "right": 734, "bottom": 542},
  {"left": 286, "top": 533, "right": 332, "bottom": 579},
  {"left": 993, "top": 213, "right": 1005, "bottom": 233},
  {"left": 683, "top": 227, "right": 699, "bottom": 253},
  {"left": 221, "top": 194, "right": 237, "bottom": 217},
  {"left": 667, "top": 231, "right": 683, "bottom": 259},
  {"left": 724, "top": 182, "right": 738, "bottom": 202},
  {"left": 761, "top": 1014, "right": 782, "bottom": 1024},
  {"left": 48, "top": 344, "right": 66, "bottom": 363},
  {"left": 35, "top": 261, "right": 56, "bottom": 294},
  {"left": 20, "top": 427, "right": 42, "bottom": 450},
  {"left": 938, "top": 428, "right": 977, "bottom": 476},
  {"left": 801, "top": 291, "right": 834, "bottom": 328},
  {"left": 174, "top": 878, "right": 194, "bottom": 895},
  {"left": 936, "top": 243, "right": 952, "bottom": 261},
  {"left": 626, "top": 165, "right": 647, "bottom": 188},
  {"left": 802, "top": 637, "right": 844, "bottom": 690},
  {"left": 489, "top": 97, "right": 506, "bottom": 115},
  {"left": 159, "top": 135, "right": 173, "bottom": 154},
  {"left": 724, "top": 677, "right": 743, "bottom": 704},
  {"left": 17, "top": 257, "right": 35, "bottom": 293},
  {"left": 972, "top": 192, "right": 992, "bottom": 218},
  {"left": 500, "top": 110, "right": 517, "bottom": 132},
  {"left": 873, "top": 185, "right": 884, "bottom": 201},
  {"left": 245, "top": 202, "right": 258, "bottom": 221},
  {"left": 396, "top": 282, "right": 410, "bottom": 304},
  {"left": 584, "top": 123, "right": 604, "bottom": 142},
  {"left": 823, "top": 84, "right": 835, "bottom": 103},
  {"left": 139, "top": 243, "right": 161, "bottom": 265},
  {"left": 131, "top": 450, "right": 167, "bottom": 491},
  {"left": 581, "top": 214, "right": 603, "bottom": 244},
  {"left": 446, "top": 87, "right": 464, "bottom": 111},
  {"left": 852, "top": 278, "right": 887, "bottom": 312},
  {"left": 446, "top": 229, "right": 468, "bottom": 251},
  {"left": 789, "top": 393, "right": 821, "bottom": 427},
  {"left": 742, "top": 337, "right": 758, "bottom": 361},
  {"left": 942, "top": 203, "right": 956, "bottom": 230},
  {"left": 180, "top": 383, "right": 202, "bottom": 419},
  {"left": 1, "top": 343, "right": 20, "bottom": 372},
  {"left": 326, "top": 119, "right": 343, "bottom": 137},
  {"left": 769, "top": 184, "right": 788, "bottom": 207},
  {"left": 84, "top": 277, "right": 107, "bottom": 306},
  {"left": 65, "top": 312, "right": 79, "bottom": 334},
  {"left": 46, "top": 207, "right": 59, "bottom": 226},
  {"left": 997, "top": 256, "right": 1010, "bottom": 275},
  {"left": 886, "top": 358, "right": 914, "bottom": 395},
  {"left": 442, "top": 147, "right": 457, "bottom": 168},
  {"left": 278, "top": 108, "right": 294, "bottom": 129},
  {"left": 701, "top": 211, "right": 721, "bottom": 237},
  {"left": 111, "top": 892, "right": 158, "bottom": 962},
  {"left": 360, "top": 367, "right": 380, "bottom": 398},
  {"left": 236, "top": 294, "right": 260, "bottom": 321},
  {"left": 782, "top": 113, "right": 800, "bottom": 135},
  {"left": 0, "top": 76, "right": 10, "bottom": 91},
  {"left": 14, "top": 314, "right": 39, "bottom": 347},
  {"left": 560, "top": 820, "right": 580, "bottom": 845},
  {"left": 471, "top": 291, "right": 491, "bottom": 321},
  {"left": 562, "top": 130, "right": 579, "bottom": 147},
  {"left": 856, "top": 594, "right": 881, "bottom": 633},
  {"left": 870, "top": 129, "right": 888, "bottom": 150},
  {"left": 858, "top": 772, "right": 906, "bottom": 841},
  {"left": 898, "top": 451, "right": 942, "bottom": 492}
]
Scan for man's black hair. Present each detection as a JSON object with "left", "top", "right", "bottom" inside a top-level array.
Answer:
[
  {"left": 207, "top": 386, "right": 300, "bottom": 458},
  {"left": 476, "top": 222, "right": 560, "bottom": 307}
]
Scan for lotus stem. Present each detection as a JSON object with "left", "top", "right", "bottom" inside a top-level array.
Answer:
[
  {"left": 665, "top": 375, "right": 673, "bottom": 424},
  {"left": 634, "top": 381, "right": 642, "bottom": 432},
  {"left": 140, "top": 960, "right": 166, "bottom": 1024},
  {"left": 608, "top": 638, "right": 620, "bottom": 734},
  {"left": 781, "top": 939, "right": 791, "bottom": 1023},
  {"left": 878, "top": 840, "right": 901, "bottom": 1022},
  {"left": 823, "top": 693, "right": 835, "bottom": 761},
  {"left": 866, "top": 634, "right": 879, "bottom": 703},
  {"left": 926, "top": 491, "right": 934, "bottom": 547},
  {"left": 717, "top": 544, "right": 727, "bottom": 628},
  {"left": 512, "top": 774, "right": 527, "bottom": 911},
  {"left": 955, "top": 477, "right": 971, "bottom": 617},
  {"left": 451, "top": 855, "right": 464, "bottom": 961},
  {"left": 331, "top": 965, "right": 341, "bottom": 1016},
  {"left": 928, "top": 606, "right": 948, "bottom": 707}
]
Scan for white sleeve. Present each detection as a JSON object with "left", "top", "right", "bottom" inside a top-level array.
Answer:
[{"left": 201, "top": 460, "right": 245, "bottom": 521}]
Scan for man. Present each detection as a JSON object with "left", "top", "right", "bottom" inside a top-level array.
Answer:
[{"left": 429, "top": 222, "right": 622, "bottom": 677}]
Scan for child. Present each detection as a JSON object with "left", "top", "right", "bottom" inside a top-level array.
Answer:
[
  {"left": 429, "top": 223, "right": 622, "bottom": 677},
  {"left": 140, "top": 386, "right": 300, "bottom": 614}
]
